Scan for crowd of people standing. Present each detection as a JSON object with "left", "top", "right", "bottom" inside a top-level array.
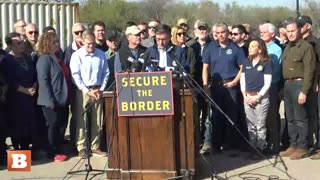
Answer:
[{"left": 1, "top": 14, "right": 320, "bottom": 165}]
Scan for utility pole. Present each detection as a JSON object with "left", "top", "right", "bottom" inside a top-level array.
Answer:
[{"left": 296, "top": 0, "right": 300, "bottom": 17}]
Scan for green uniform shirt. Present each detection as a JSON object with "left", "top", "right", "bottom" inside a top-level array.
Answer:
[{"left": 282, "top": 38, "right": 316, "bottom": 94}]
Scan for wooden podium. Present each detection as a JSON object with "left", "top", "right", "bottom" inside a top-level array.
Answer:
[{"left": 103, "top": 88, "right": 199, "bottom": 179}]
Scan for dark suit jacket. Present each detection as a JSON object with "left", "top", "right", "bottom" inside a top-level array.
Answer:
[
  {"left": 36, "top": 54, "right": 68, "bottom": 107},
  {"left": 143, "top": 44, "right": 190, "bottom": 73}
]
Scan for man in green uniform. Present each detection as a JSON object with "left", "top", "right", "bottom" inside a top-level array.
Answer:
[{"left": 280, "top": 20, "right": 316, "bottom": 160}]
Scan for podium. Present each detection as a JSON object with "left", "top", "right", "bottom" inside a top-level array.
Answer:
[{"left": 103, "top": 88, "right": 199, "bottom": 179}]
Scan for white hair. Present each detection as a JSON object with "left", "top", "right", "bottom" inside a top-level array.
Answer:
[
  {"left": 72, "top": 22, "right": 85, "bottom": 31},
  {"left": 262, "top": 23, "right": 276, "bottom": 33}
]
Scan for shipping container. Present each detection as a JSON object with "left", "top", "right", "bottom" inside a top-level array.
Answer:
[{"left": 0, "top": 1, "right": 80, "bottom": 50}]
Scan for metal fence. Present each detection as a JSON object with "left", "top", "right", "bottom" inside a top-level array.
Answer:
[{"left": 0, "top": 1, "right": 80, "bottom": 49}]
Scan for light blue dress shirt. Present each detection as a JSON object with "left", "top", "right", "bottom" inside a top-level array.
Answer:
[
  {"left": 70, "top": 47, "right": 110, "bottom": 93},
  {"left": 267, "top": 41, "right": 282, "bottom": 84}
]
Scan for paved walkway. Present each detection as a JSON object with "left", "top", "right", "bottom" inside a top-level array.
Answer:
[{"left": 1, "top": 148, "right": 320, "bottom": 180}]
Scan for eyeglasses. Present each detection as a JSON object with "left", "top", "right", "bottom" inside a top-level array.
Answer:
[
  {"left": 156, "top": 38, "right": 169, "bottom": 41},
  {"left": 231, "top": 33, "right": 240, "bottom": 36},
  {"left": 148, "top": 26, "right": 157, "bottom": 30},
  {"left": 177, "top": 32, "right": 186, "bottom": 37},
  {"left": 28, "top": 31, "right": 39, "bottom": 35},
  {"left": 74, "top": 31, "right": 84, "bottom": 35}
]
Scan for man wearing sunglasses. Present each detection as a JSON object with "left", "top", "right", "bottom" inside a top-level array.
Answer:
[
  {"left": 141, "top": 19, "right": 161, "bottom": 48},
  {"left": 231, "top": 24, "right": 248, "bottom": 57},
  {"left": 63, "top": 23, "right": 86, "bottom": 151},
  {"left": 23, "top": 23, "right": 39, "bottom": 61},
  {"left": 138, "top": 22, "right": 149, "bottom": 47},
  {"left": 64, "top": 23, "right": 86, "bottom": 67}
]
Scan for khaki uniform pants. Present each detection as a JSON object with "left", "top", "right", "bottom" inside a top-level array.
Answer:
[{"left": 76, "top": 90, "right": 103, "bottom": 151}]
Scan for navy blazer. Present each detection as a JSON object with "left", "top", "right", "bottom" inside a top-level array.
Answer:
[
  {"left": 36, "top": 54, "right": 68, "bottom": 107},
  {"left": 143, "top": 44, "right": 190, "bottom": 73}
]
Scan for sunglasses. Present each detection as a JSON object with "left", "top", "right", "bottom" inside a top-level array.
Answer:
[
  {"left": 140, "top": 29, "right": 147, "bottom": 33},
  {"left": 231, "top": 33, "right": 240, "bottom": 36},
  {"left": 148, "top": 26, "right": 157, "bottom": 30},
  {"left": 28, "top": 31, "right": 39, "bottom": 35},
  {"left": 74, "top": 31, "right": 84, "bottom": 35},
  {"left": 177, "top": 32, "right": 186, "bottom": 36}
]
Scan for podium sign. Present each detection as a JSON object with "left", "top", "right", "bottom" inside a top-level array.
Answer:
[{"left": 116, "top": 71, "right": 174, "bottom": 116}]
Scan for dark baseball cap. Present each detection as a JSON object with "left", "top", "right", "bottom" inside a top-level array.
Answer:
[
  {"left": 105, "top": 30, "right": 117, "bottom": 41},
  {"left": 197, "top": 20, "right": 209, "bottom": 28},
  {"left": 297, "top": 15, "right": 312, "bottom": 27},
  {"left": 278, "top": 19, "right": 289, "bottom": 28}
]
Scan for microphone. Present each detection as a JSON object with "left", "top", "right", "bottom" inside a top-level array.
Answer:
[
  {"left": 143, "top": 50, "right": 159, "bottom": 72},
  {"left": 127, "top": 53, "right": 146, "bottom": 72},
  {"left": 138, "top": 53, "right": 145, "bottom": 64}
]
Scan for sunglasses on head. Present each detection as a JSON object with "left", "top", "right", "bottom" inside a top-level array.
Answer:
[
  {"left": 177, "top": 32, "right": 186, "bottom": 36},
  {"left": 28, "top": 31, "right": 39, "bottom": 35},
  {"left": 74, "top": 31, "right": 84, "bottom": 35}
]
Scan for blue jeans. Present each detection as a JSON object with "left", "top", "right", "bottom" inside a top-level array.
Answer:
[
  {"left": 284, "top": 80, "right": 309, "bottom": 149},
  {"left": 203, "top": 108, "right": 212, "bottom": 144}
]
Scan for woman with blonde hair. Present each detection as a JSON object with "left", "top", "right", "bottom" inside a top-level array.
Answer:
[
  {"left": 171, "top": 25, "right": 195, "bottom": 75},
  {"left": 240, "top": 39, "right": 272, "bottom": 158},
  {"left": 36, "top": 32, "right": 71, "bottom": 162}
]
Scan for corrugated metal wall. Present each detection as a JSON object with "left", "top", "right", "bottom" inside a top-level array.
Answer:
[{"left": 0, "top": 1, "right": 80, "bottom": 49}]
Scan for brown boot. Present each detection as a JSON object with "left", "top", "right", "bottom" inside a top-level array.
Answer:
[
  {"left": 279, "top": 146, "right": 297, "bottom": 157},
  {"left": 290, "top": 148, "right": 309, "bottom": 160}
]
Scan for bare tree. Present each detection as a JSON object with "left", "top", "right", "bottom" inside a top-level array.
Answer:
[{"left": 141, "top": 0, "right": 172, "bottom": 21}]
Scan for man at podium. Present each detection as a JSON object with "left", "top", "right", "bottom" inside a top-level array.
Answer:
[{"left": 143, "top": 24, "right": 189, "bottom": 73}]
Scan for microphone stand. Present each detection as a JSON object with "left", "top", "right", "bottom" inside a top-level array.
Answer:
[
  {"left": 65, "top": 98, "right": 105, "bottom": 180},
  {"left": 165, "top": 51, "right": 190, "bottom": 179},
  {"left": 166, "top": 50, "right": 225, "bottom": 180},
  {"left": 168, "top": 49, "right": 226, "bottom": 180}
]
